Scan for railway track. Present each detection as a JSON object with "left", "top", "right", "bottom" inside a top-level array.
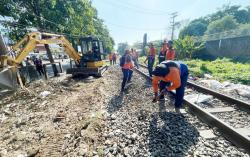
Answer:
[
  {"left": 135, "top": 64, "right": 250, "bottom": 153},
  {"left": 138, "top": 63, "right": 250, "bottom": 113}
]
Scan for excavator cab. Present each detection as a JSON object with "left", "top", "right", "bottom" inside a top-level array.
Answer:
[
  {"left": 79, "top": 36, "right": 103, "bottom": 67},
  {"left": 66, "top": 36, "right": 108, "bottom": 77}
]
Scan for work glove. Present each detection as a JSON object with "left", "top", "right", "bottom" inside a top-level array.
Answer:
[{"left": 152, "top": 92, "right": 158, "bottom": 103}]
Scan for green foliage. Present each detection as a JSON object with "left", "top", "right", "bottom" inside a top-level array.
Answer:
[
  {"left": 185, "top": 58, "right": 250, "bottom": 85},
  {"left": 179, "top": 19, "right": 208, "bottom": 38},
  {"left": 138, "top": 56, "right": 250, "bottom": 85},
  {"left": 0, "top": 0, "right": 114, "bottom": 52},
  {"left": 205, "top": 15, "right": 238, "bottom": 34},
  {"left": 179, "top": 5, "right": 250, "bottom": 37},
  {"left": 174, "top": 36, "right": 204, "bottom": 59}
]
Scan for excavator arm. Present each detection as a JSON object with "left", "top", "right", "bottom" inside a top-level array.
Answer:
[{"left": 0, "top": 32, "right": 81, "bottom": 90}]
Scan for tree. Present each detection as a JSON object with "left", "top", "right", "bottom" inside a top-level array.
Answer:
[
  {"left": 132, "top": 41, "right": 142, "bottom": 50},
  {"left": 174, "top": 36, "right": 204, "bottom": 59},
  {"left": 0, "top": 0, "right": 114, "bottom": 50},
  {"left": 205, "top": 15, "right": 238, "bottom": 34},
  {"left": 117, "top": 42, "right": 128, "bottom": 55},
  {"left": 179, "top": 5, "right": 250, "bottom": 38},
  {"left": 179, "top": 19, "right": 208, "bottom": 38}
]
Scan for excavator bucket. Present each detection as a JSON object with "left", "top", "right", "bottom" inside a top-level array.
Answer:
[{"left": 0, "top": 67, "right": 17, "bottom": 90}]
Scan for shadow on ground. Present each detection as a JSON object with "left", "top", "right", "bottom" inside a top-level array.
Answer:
[
  {"left": 142, "top": 79, "right": 152, "bottom": 89},
  {"left": 107, "top": 92, "right": 125, "bottom": 114},
  {"left": 148, "top": 102, "right": 199, "bottom": 157}
]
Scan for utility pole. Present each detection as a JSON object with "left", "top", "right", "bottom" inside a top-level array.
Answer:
[{"left": 170, "top": 12, "right": 178, "bottom": 41}]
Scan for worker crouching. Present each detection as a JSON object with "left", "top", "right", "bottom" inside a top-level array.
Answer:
[
  {"left": 152, "top": 61, "right": 189, "bottom": 113},
  {"left": 120, "top": 50, "right": 134, "bottom": 92}
]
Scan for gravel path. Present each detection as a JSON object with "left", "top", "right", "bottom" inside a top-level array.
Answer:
[
  {"left": 0, "top": 66, "right": 249, "bottom": 156},
  {"left": 102, "top": 66, "right": 249, "bottom": 157},
  {"left": 139, "top": 65, "right": 250, "bottom": 133}
]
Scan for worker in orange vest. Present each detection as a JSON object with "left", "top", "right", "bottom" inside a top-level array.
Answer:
[
  {"left": 152, "top": 61, "right": 189, "bottom": 113},
  {"left": 158, "top": 40, "right": 169, "bottom": 63},
  {"left": 144, "top": 43, "right": 156, "bottom": 77},
  {"left": 166, "top": 40, "right": 175, "bottom": 60},
  {"left": 109, "top": 53, "right": 113, "bottom": 65},
  {"left": 120, "top": 50, "right": 134, "bottom": 92}
]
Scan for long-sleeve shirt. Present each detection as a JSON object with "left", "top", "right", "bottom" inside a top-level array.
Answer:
[{"left": 152, "top": 67, "right": 181, "bottom": 93}]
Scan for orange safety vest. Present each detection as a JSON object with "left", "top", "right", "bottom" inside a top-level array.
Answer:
[
  {"left": 122, "top": 55, "right": 134, "bottom": 69},
  {"left": 152, "top": 67, "right": 181, "bottom": 93},
  {"left": 123, "top": 62, "right": 134, "bottom": 69},
  {"left": 148, "top": 48, "right": 156, "bottom": 57},
  {"left": 109, "top": 54, "right": 113, "bottom": 60},
  {"left": 166, "top": 49, "right": 175, "bottom": 60}
]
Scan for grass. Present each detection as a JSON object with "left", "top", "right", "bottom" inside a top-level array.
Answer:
[
  {"left": 139, "top": 57, "right": 250, "bottom": 85},
  {"left": 185, "top": 58, "right": 250, "bottom": 85}
]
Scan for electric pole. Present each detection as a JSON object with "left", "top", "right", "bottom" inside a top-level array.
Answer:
[{"left": 170, "top": 12, "right": 178, "bottom": 40}]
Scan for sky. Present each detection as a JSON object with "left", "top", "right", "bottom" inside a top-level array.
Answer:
[{"left": 92, "top": 0, "right": 250, "bottom": 47}]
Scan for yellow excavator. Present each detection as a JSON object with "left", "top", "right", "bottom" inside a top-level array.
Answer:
[{"left": 0, "top": 32, "right": 108, "bottom": 90}]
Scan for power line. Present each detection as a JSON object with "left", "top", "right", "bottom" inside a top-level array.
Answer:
[
  {"left": 110, "top": 0, "right": 169, "bottom": 14},
  {"left": 97, "top": 0, "right": 170, "bottom": 15},
  {"left": 105, "top": 21, "right": 167, "bottom": 31}
]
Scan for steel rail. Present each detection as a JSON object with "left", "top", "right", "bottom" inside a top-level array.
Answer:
[
  {"left": 138, "top": 63, "right": 250, "bottom": 113},
  {"left": 134, "top": 67, "right": 250, "bottom": 153}
]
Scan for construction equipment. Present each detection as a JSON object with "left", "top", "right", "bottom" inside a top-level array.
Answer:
[
  {"left": 0, "top": 32, "right": 108, "bottom": 90},
  {"left": 66, "top": 36, "right": 108, "bottom": 77}
]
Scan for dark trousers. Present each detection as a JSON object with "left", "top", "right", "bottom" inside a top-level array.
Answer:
[
  {"left": 175, "top": 73, "right": 188, "bottom": 108},
  {"left": 121, "top": 69, "right": 133, "bottom": 90},
  {"left": 148, "top": 57, "right": 155, "bottom": 77},
  {"left": 112, "top": 59, "right": 116, "bottom": 65},
  {"left": 36, "top": 66, "right": 44, "bottom": 76},
  {"left": 110, "top": 60, "right": 112, "bottom": 65},
  {"left": 159, "top": 73, "right": 188, "bottom": 108}
]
